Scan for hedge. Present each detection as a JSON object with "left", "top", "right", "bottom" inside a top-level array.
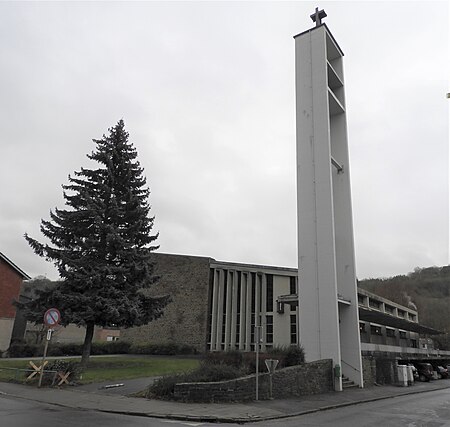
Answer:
[{"left": 7, "top": 341, "right": 197, "bottom": 358}]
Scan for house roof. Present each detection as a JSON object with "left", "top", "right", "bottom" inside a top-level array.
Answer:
[{"left": 0, "top": 251, "right": 31, "bottom": 280}]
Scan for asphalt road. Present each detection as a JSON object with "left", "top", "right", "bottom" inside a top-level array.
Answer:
[
  {"left": 0, "top": 395, "right": 216, "bottom": 427},
  {"left": 257, "top": 387, "right": 450, "bottom": 426},
  {"left": 2, "top": 388, "right": 450, "bottom": 426}
]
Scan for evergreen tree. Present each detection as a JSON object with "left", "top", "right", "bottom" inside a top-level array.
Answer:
[{"left": 23, "top": 120, "right": 169, "bottom": 366}]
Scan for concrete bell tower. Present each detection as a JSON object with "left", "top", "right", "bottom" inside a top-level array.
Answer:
[{"left": 295, "top": 9, "right": 363, "bottom": 390}]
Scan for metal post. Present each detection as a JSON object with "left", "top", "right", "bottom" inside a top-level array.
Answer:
[
  {"left": 255, "top": 325, "right": 260, "bottom": 401},
  {"left": 38, "top": 328, "right": 52, "bottom": 388},
  {"left": 269, "top": 372, "right": 273, "bottom": 399}
]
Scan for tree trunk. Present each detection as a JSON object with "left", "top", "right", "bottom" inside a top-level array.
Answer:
[{"left": 80, "top": 322, "right": 95, "bottom": 369}]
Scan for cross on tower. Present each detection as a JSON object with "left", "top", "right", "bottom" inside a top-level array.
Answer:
[{"left": 310, "top": 7, "right": 327, "bottom": 26}]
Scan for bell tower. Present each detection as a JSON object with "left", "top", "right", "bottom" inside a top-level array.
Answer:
[{"left": 295, "top": 9, "right": 363, "bottom": 390}]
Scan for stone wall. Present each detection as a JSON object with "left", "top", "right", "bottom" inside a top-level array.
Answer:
[
  {"left": 362, "top": 356, "right": 376, "bottom": 387},
  {"left": 121, "top": 253, "right": 212, "bottom": 352},
  {"left": 362, "top": 352, "right": 398, "bottom": 385},
  {"left": 174, "top": 359, "right": 333, "bottom": 402}
]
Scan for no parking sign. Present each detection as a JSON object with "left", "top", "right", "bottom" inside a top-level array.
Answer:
[{"left": 44, "top": 308, "right": 61, "bottom": 327}]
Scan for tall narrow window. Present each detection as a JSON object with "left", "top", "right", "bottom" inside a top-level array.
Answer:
[
  {"left": 266, "top": 274, "right": 273, "bottom": 312},
  {"left": 289, "top": 276, "right": 297, "bottom": 311},
  {"left": 266, "top": 315, "right": 273, "bottom": 344},
  {"left": 290, "top": 314, "right": 297, "bottom": 344},
  {"left": 289, "top": 276, "right": 296, "bottom": 295}
]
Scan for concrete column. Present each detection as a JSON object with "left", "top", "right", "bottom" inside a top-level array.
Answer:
[
  {"left": 215, "top": 269, "right": 224, "bottom": 351},
  {"left": 255, "top": 274, "right": 260, "bottom": 352},
  {"left": 245, "top": 273, "right": 252, "bottom": 351},
  {"left": 230, "top": 271, "right": 238, "bottom": 350},
  {"left": 224, "top": 271, "right": 232, "bottom": 350},
  {"left": 261, "top": 274, "right": 267, "bottom": 351},
  {"left": 239, "top": 273, "right": 246, "bottom": 350}
]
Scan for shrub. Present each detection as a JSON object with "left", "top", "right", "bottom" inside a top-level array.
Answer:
[
  {"left": 147, "top": 373, "right": 188, "bottom": 399},
  {"left": 203, "top": 346, "right": 305, "bottom": 374},
  {"left": 41, "top": 359, "right": 81, "bottom": 386},
  {"left": 129, "top": 342, "right": 197, "bottom": 356},
  {"left": 191, "top": 362, "right": 245, "bottom": 382},
  {"left": 48, "top": 343, "right": 83, "bottom": 357},
  {"left": 8, "top": 343, "right": 42, "bottom": 358},
  {"left": 282, "top": 345, "right": 305, "bottom": 367},
  {"left": 91, "top": 341, "right": 132, "bottom": 355},
  {"left": 203, "top": 350, "right": 243, "bottom": 368}
]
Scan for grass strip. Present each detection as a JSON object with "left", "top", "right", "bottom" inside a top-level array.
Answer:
[{"left": 0, "top": 356, "right": 199, "bottom": 384}]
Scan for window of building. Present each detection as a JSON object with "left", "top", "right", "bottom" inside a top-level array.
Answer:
[
  {"left": 399, "top": 330, "right": 407, "bottom": 339},
  {"left": 251, "top": 273, "right": 256, "bottom": 314},
  {"left": 408, "top": 313, "right": 416, "bottom": 322},
  {"left": 369, "top": 299, "right": 381, "bottom": 310},
  {"left": 385, "top": 305, "right": 394, "bottom": 314},
  {"left": 250, "top": 314, "right": 255, "bottom": 344},
  {"left": 266, "top": 315, "right": 273, "bottom": 344},
  {"left": 386, "top": 328, "right": 395, "bottom": 337},
  {"left": 236, "top": 272, "right": 241, "bottom": 313},
  {"left": 258, "top": 274, "right": 263, "bottom": 313},
  {"left": 359, "top": 322, "right": 366, "bottom": 333},
  {"left": 358, "top": 295, "right": 365, "bottom": 305},
  {"left": 397, "top": 309, "right": 406, "bottom": 318},
  {"left": 106, "top": 336, "right": 119, "bottom": 342},
  {"left": 410, "top": 339, "right": 418, "bottom": 348},
  {"left": 266, "top": 275, "right": 273, "bottom": 312},
  {"left": 370, "top": 324, "right": 382, "bottom": 335},
  {"left": 289, "top": 276, "right": 296, "bottom": 295},
  {"left": 290, "top": 314, "right": 297, "bottom": 344},
  {"left": 289, "top": 277, "right": 297, "bottom": 312}
]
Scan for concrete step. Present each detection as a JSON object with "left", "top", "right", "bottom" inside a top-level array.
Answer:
[{"left": 342, "top": 376, "right": 359, "bottom": 389}]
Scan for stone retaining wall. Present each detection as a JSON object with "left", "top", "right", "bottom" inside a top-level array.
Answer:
[{"left": 174, "top": 359, "right": 333, "bottom": 402}]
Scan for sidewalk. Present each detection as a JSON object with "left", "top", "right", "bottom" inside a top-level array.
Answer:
[{"left": 1, "top": 378, "right": 450, "bottom": 423}]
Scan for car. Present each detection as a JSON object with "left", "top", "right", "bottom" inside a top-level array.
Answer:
[
  {"left": 414, "top": 363, "right": 434, "bottom": 382},
  {"left": 433, "top": 365, "right": 448, "bottom": 379}
]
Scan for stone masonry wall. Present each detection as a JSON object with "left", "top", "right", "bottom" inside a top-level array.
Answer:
[
  {"left": 174, "top": 359, "right": 333, "bottom": 402},
  {"left": 362, "top": 356, "right": 376, "bottom": 387},
  {"left": 121, "top": 253, "right": 212, "bottom": 352}
]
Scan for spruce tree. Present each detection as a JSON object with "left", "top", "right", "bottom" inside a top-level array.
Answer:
[{"left": 23, "top": 120, "right": 169, "bottom": 366}]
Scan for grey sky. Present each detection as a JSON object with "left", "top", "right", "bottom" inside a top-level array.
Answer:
[{"left": 1, "top": 1, "right": 448, "bottom": 281}]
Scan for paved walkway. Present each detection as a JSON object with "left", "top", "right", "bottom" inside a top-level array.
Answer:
[{"left": 1, "top": 378, "right": 450, "bottom": 423}]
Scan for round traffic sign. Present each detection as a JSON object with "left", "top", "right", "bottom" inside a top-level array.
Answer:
[{"left": 44, "top": 308, "right": 61, "bottom": 327}]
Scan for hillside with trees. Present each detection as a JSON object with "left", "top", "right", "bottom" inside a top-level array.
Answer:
[{"left": 358, "top": 266, "right": 450, "bottom": 349}]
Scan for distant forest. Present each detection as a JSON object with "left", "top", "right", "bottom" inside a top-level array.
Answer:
[{"left": 358, "top": 266, "right": 450, "bottom": 348}]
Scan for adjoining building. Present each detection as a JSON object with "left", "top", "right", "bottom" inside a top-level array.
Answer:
[
  {"left": 0, "top": 251, "right": 31, "bottom": 352},
  {"left": 13, "top": 277, "right": 121, "bottom": 346},
  {"left": 122, "top": 253, "right": 446, "bottom": 361}
]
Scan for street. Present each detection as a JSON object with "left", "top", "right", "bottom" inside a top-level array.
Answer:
[
  {"left": 0, "top": 395, "right": 211, "bottom": 427},
  {"left": 2, "top": 388, "right": 450, "bottom": 426}
]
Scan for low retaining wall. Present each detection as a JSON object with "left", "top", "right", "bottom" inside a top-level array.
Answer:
[{"left": 174, "top": 359, "right": 333, "bottom": 402}]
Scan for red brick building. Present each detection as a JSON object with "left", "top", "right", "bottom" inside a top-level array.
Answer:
[{"left": 0, "top": 252, "right": 30, "bottom": 352}]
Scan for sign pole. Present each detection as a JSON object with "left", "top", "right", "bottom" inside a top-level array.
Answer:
[
  {"left": 38, "top": 328, "right": 52, "bottom": 388},
  {"left": 38, "top": 308, "right": 61, "bottom": 388},
  {"left": 255, "top": 325, "right": 261, "bottom": 401}
]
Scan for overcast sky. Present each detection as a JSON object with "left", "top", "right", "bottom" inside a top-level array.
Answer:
[{"left": 1, "top": 1, "right": 448, "bottom": 281}]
